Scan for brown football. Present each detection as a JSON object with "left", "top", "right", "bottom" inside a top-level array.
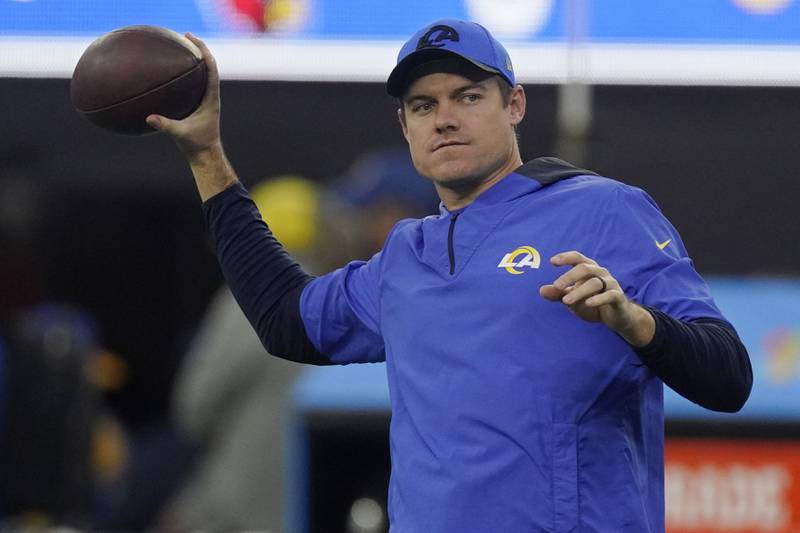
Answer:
[{"left": 70, "top": 25, "right": 207, "bottom": 135}]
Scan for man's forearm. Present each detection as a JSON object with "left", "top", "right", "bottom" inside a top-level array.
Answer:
[{"left": 188, "top": 142, "right": 240, "bottom": 202}]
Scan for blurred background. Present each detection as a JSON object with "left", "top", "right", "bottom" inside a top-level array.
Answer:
[{"left": 1, "top": 0, "right": 800, "bottom": 531}]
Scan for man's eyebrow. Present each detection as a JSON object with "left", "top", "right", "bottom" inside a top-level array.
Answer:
[
  {"left": 403, "top": 93, "right": 435, "bottom": 106},
  {"left": 451, "top": 81, "right": 488, "bottom": 96},
  {"left": 404, "top": 81, "right": 489, "bottom": 105}
]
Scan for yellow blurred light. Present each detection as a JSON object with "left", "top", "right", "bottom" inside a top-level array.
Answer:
[
  {"left": 85, "top": 349, "right": 130, "bottom": 391},
  {"left": 250, "top": 175, "right": 320, "bottom": 254},
  {"left": 93, "top": 416, "right": 128, "bottom": 482}
]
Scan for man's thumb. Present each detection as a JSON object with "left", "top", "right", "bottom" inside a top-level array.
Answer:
[{"left": 146, "top": 114, "right": 173, "bottom": 133}]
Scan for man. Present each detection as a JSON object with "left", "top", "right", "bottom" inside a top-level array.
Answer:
[{"left": 148, "top": 19, "right": 752, "bottom": 533}]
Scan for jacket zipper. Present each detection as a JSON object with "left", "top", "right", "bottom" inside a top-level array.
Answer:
[{"left": 448, "top": 213, "right": 460, "bottom": 275}]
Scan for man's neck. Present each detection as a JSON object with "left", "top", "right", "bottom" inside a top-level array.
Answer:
[{"left": 438, "top": 154, "right": 523, "bottom": 211}]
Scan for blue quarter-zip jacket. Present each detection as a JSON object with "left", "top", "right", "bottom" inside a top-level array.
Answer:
[
  {"left": 203, "top": 157, "right": 751, "bottom": 532},
  {"left": 300, "top": 160, "right": 726, "bottom": 532}
]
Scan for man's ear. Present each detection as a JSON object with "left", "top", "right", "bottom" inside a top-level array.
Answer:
[
  {"left": 509, "top": 85, "right": 526, "bottom": 127},
  {"left": 397, "top": 108, "right": 410, "bottom": 142}
]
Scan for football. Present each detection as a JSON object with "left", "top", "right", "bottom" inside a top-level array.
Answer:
[{"left": 70, "top": 25, "right": 207, "bottom": 135}]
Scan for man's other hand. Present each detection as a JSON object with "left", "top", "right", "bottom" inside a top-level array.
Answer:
[{"left": 540, "top": 251, "right": 655, "bottom": 347}]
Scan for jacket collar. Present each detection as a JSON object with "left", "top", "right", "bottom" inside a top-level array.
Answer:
[{"left": 437, "top": 157, "right": 598, "bottom": 216}]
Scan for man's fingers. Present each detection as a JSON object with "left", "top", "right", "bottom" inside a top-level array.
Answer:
[
  {"left": 550, "top": 251, "right": 597, "bottom": 267},
  {"left": 552, "top": 263, "right": 590, "bottom": 289},
  {"left": 562, "top": 276, "right": 609, "bottom": 305},
  {"left": 584, "top": 289, "right": 625, "bottom": 308},
  {"left": 539, "top": 284, "right": 564, "bottom": 301},
  {"left": 185, "top": 32, "right": 220, "bottom": 87},
  {"left": 185, "top": 32, "right": 221, "bottom": 115},
  {"left": 553, "top": 263, "right": 608, "bottom": 290},
  {"left": 542, "top": 251, "right": 624, "bottom": 315}
]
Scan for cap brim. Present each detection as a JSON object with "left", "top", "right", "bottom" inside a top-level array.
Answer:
[{"left": 386, "top": 48, "right": 502, "bottom": 98}]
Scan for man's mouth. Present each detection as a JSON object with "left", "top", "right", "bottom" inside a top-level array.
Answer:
[{"left": 433, "top": 141, "right": 468, "bottom": 152}]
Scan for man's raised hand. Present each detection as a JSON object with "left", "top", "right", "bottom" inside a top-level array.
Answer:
[{"left": 146, "top": 33, "right": 222, "bottom": 161}]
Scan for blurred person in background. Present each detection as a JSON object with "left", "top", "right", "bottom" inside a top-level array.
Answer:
[
  {"left": 0, "top": 303, "right": 179, "bottom": 532},
  {"left": 89, "top": 351, "right": 193, "bottom": 532},
  {"left": 0, "top": 148, "right": 191, "bottom": 531},
  {"left": 162, "top": 175, "right": 355, "bottom": 533},
  {"left": 0, "top": 305, "right": 98, "bottom": 530},
  {"left": 333, "top": 146, "right": 439, "bottom": 257}
]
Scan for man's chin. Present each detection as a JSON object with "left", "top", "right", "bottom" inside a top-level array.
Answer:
[
  {"left": 431, "top": 171, "right": 484, "bottom": 194},
  {"left": 427, "top": 159, "right": 472, "bottom": 180}
]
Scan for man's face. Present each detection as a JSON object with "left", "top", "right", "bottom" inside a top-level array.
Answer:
[{"left": 399, "top": 70, "right": 524, "bottom": 194}]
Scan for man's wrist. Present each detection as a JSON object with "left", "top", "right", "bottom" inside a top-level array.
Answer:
[
  {"left": 188, "top": 141, "right": 239, "bottom": 202},
  {"left": 187, "top": 139, "right": 225, "bottom": 167},
  {"left": 617, "top": 303, "right": 656, "bottom": 348}
]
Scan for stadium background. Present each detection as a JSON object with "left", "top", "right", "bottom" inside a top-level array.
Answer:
[{"left": 1, "top": 1, "right": 800, "bottom": 531}]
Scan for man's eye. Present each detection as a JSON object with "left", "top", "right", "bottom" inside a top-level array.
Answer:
[
  {"left": 462, "top": 94, "right": 480, "bottom": 103},
  {"left": 413, "top": 102, "right": 433, "bottom": 113}
]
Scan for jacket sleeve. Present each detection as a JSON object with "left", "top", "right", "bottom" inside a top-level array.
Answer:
[{"left": 590, "top": 182, "right": 751, "bottom": 412}]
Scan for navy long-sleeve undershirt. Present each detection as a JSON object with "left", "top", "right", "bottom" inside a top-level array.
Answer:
[
  {"left": 203, "top": 182, "right": 324, "bottom": 365},
  {"left": 203, "top": 182, "right": 752, "bottom": 412}
]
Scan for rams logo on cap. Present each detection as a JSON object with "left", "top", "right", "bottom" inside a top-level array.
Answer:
[
  {"left": 498, "top": 246, "right": 541, "bottom": 274},
  {"left": 417, "top": 25, "right": 460, "bottom": 50}
]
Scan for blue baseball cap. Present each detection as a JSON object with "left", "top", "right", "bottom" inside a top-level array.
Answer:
[{"left": 387, "top": 19, "right": 516, "bottom": 97}]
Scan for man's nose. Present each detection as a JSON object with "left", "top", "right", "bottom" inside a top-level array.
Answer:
[{"left": 434, "top": 102, "right": 459, "bottom": 133}]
